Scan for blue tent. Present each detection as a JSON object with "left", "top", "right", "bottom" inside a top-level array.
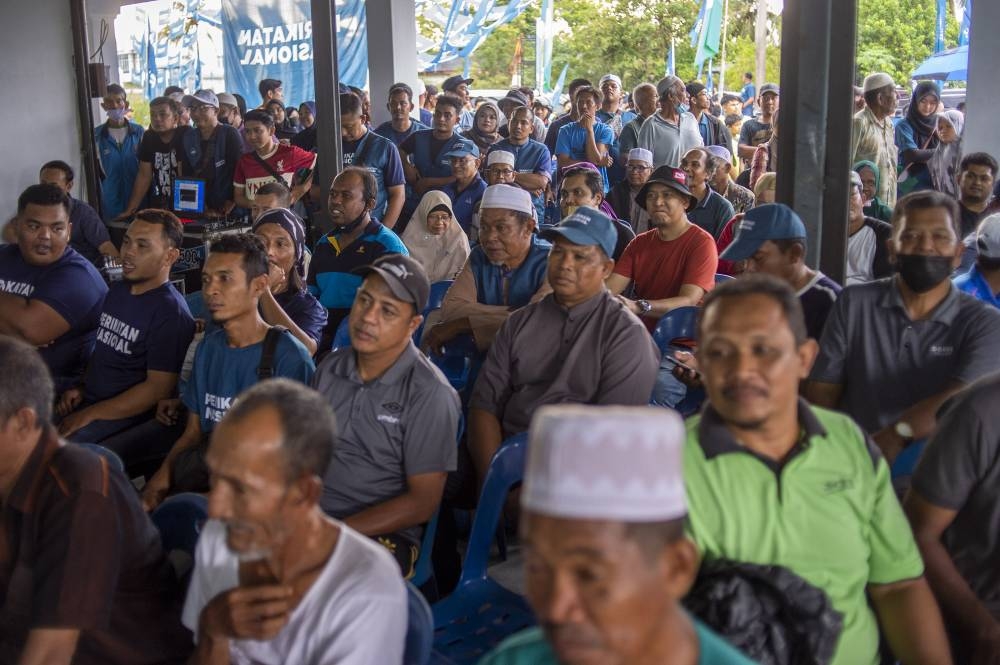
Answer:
[{"left": 912, "top": 45, "right": 968, "bottom": 81}]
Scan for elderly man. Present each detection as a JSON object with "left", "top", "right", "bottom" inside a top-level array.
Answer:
[
  {"left": 685, "top": 275, "right": 954, "bottom": 665},
  {"left": 806, "top": 190, "right": 1000, "bottom": 463},
  {"left": 705, "top": 145, "right": 755, "bottom": 214},
  {"left": 441, "top": 141, "right": 487, "bottom": 234},
  {"left": 681, "top": 147, "right": 735, "bottom": 240},
  {"left": 424, "top": 185, "right": 551, "bottom": 353},
  {"left": 312, "top": 255, "right": 459, "bottom": 576},
  {"left": 488, "top": 106, "right": 552, "bottom": 221},
  {"left": 0, "top": 184, "right": 107, "bottom": 391},
  {"left": 481, "top": 405, "right": 755, "bottom": 665},
  {"left": 340, "top": 92, "right": 406, "bottom": 229},
  {"left": 182, "top": 379, "right": 408, "bottom": 664},
  {"left": 846, "top": 170, "right": 894, "bottom": 285},
  {"left": 0, "top": 336, "right": 191, "bottom": 664},
  {"left": 467, "top": 207, "right": 659, "bottom": 485},
  {"left": 607, "top": 148, "right": 655, "bottom": 234},
  {"left": 373, "top": 82, "right": 429, "bottom": 147},
  {"left": 485, "top": 150, "right": 517, "bottom": 187},
  {"left": 638, "top": 76, "right": 703, "bottom": 169},
  {"left": 851, "top": 73, "right": 899, "bottom": 207},
  {"left": 618, "top": 83, "right": 658, "bottom": 163}
]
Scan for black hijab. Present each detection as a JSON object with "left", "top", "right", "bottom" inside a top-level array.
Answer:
[{"left": 906, "top": 81, "right": 940, "bottom": 148}]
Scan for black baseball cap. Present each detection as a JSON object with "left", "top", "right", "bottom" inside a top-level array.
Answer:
[
  {"left": 353, "top": 255, "right": 430, "bottom": 312},
  {"left": 636, "top": 165, "right": 698, "bottom": 211},
  {"left": 443, "top": 75, "right": 474, "bottom": 92}
]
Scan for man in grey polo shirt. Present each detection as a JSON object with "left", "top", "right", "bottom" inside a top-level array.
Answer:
[
  {"left": 806, "top": 190, "right": 1000, "bottom": 463},
  {"left": 313, "top": 254, "right": 461, "bottom": 577},
  {"left": 466, "top": 207, "right": 660, "bottom": 486}
]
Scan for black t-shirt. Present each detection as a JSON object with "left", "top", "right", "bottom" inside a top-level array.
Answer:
[
  {"left": 960, "top": 203, "right": 987, "bottom": 239},
  {"left": 137, "top": 127, "right": 191, "bottom": 209},
  {"left": 739, "top": 118, "right": 772, "bottom": 149},
  {"left": 799, "top": 273, "right": 843, "bottom": 340}
]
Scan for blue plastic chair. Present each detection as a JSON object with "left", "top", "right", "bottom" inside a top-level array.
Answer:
[
  {"left": 151, "top": 492, "right": 209, "bottom": 558},
  {"left": 331, "top": 317, "right": 351, "bottom": 351},
  {"left": 430, "top": 334, "right": 480, "bottom": 393},
  {"left": 714, "top": 273, "right": 736, "bottom": 283},
  {"left": 405, "top": 581, "right": 434, "bottom": 665},
  {"left": 431, "top": 434, "right": 535, "bottom": 664},
  {"left": 76, "top": 442, "right": 125, "bottom": 473},
  {"left": 415, "top": 280, "right": 455, "bottom": 346},
  {"left": 651, "top": 307, "right": 705, "bottom": 417}
]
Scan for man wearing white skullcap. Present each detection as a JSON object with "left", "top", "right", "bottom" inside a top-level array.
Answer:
[
  {"left": 488, "top": 105, "right": 554, "bottom": 220},
  {"left": 684, "top": 274, "right": 952, "bottom": 665},
  {"left": 851, "top": 72, "right": 899, "bottom": 207},
  {"left": 423, "top": 184, "right": 552, "bottom": 354},
  {"left": 606, "top": 147, "right": 655, "bottom": 234},
  {"left": 481, "top": 405, "right": 756, "bottom": 665},
  {"left": 485, "top": 150, "right": 517, "bottom": 186}
]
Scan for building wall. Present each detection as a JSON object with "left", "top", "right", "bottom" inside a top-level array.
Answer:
[{"left": 965, "top": 1, "right": 1000, "bottom": 165}]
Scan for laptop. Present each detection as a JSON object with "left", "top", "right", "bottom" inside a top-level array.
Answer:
[{"left": 173, "top": 178, "right": 206, "bottom": 221}]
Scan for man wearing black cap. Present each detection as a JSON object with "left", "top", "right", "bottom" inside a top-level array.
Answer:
[
  {"left": 442, "top": 75, "right": 476, "bottom": 131},
  {"left": 313, "top": 254, "right": 460, "bottom": 576},
  {"left": 737, "top": 82, "right": 779, "bottom": 162}
]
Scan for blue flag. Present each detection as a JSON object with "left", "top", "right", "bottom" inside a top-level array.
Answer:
[
  {"left": 144, "top": 17, "right": 158, "bottom": 100},
  {"left": 934, "top": 0, "right": 947, "bottom": 52},
  {"left": 959, "top": 0, "right": 972, "bottom": 46},
  {"left": 549, "top": 64, "right": 569, "bottom": 110}
]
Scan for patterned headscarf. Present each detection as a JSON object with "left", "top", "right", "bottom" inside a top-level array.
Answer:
[{"left": 252, "top": 207, "right": 307, "bottom": 280}]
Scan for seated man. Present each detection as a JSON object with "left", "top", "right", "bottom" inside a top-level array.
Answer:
[
  {"left": 558, "top": 165, "right": 634, "bottom": 260},
  {"left": 482, "top": 405, "right": 755, "bottom": 665},
  {"left": 313, "top": 255, "right": 459, "bottom": 576},
  {"left": 685, "top": 275, "right": 953, "bottom": 665},
  {"left": 484, "top": 150, "right": 517, "bottom": 187},
  {"left": 606, "top": 147, "right": 654, "bottom": 234},
  {"left": 0, "top": 184, "right": 107, "bottom": 391},
  {"left": 953, "top": 213, "right": 1000, "bottom": 308},
  {"left": 56, "top": 210, "right": 195, "bottom": 448},
  {"left": 468, "top": 207, "right": 659, "bottom": 484},
  {"left": 846, "top": 170, "right": 893, "bottom": 285},
  {"left": 0, "top": 336, "right": 190, "bottom": 664},
  {"left": 308, "top": 167, "right": 409, "bottom": 349},
  {"left": 143, "top": 234, "right": 315, "bottom": 510},
  {"left": 905, "top": 375, "right": 1000, "bottom": 662},
  {"left": 441, "top": 141, "right": 487, "bottom": 234},
  {"left": 424, "top": 185, "right": 551, "bottom": 354},
  {"left": 487, "top": 106, "right": 552, "bottom": 221},
  {"left": 720, "top": 203, "right": 842, "bottom": 340},
  {"left": 681, "top": 147, "right": 736, "bottom": 240},
  {"left": 806, "top": 190, "right": 1000, "bottom": 463},
  {"left": 39, "top": 160, "right": 118, "bottom": 268},
  {"left": 956, "top": 152, "right": 999, "bottom": 238},
  {"left": 704, "top": 145, "right": 755, "bottom": 215},
  {"left": 183, "top": 379, "right": 407, "bottom": 664}
]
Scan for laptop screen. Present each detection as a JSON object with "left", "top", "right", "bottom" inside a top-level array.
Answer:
[{"left": 173, "top": 178, "right": 206, "bottom": 214}]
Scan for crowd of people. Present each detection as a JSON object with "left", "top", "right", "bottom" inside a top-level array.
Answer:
[{"left": 2, "top": 61, "right": 1000, "bottom": 665}]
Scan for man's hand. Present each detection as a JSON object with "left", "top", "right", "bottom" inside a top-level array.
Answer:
[
  {"left": 142, "top": 464, "right": 171, "bottom": 512},
  {"left": 421, "top": 319, "right": 465, "bottom": 355},
  {"left": 615, "top": 294, "right": 641, "bottom": 316},
  {"left": 579, "top": 113, "right": 595, "bottom": 131},
  {"left": 200, "top": 585, "right": 294, "bottom": 642},
  {"left": 156, "top": 398, "right": 183, "bottom": 426},
  {"left": 267, "top": 262, "right": 288, "bottom": 294},
  {"left": 872, "top": 426, "right": 907, "bottom": 464},
  {"left": 112, "top": 208, "right": 136, "bottom": 223},
  {"left": 56, "top": 387, "right": 84, "bottom": 417},
  {"left": 671, "top": 350, "right": 703, "bottom": 390},
  {"left": 600, "top": 153, "right": 614, "bottom": 168},
  {"left": 58, "top": 405, "right": 97, "bottom": 438}
]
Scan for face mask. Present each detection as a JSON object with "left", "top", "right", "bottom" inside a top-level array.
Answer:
[
  {"left": 335, "top": 207, "right": 370, "bottom": 235},
  {"left": 894, "top": 254, "right": 953, "bottom": 293},
  {"left": 678, "top": 104, "right": 689, "bottom": 114},
  {"left": 107, "top": 108, "right": 127, "bottom": 123}
]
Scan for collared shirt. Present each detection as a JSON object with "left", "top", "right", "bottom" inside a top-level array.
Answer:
[
  {"left": 469, "top": 290, "right": 660, "bottom": 436},
  {"left": 1, "top": 429, "right": 189, "bottom": 664},
  {"left": 637, "top": 111, "right": 704, "bottom": 168},
  {"left": 954, "top": 264, "right": 1000, "bottom": 308},
  {"left": 809, "top": 278, "right": 1000, "bottom": 432},
  {"left": 851, "top": 107, "right": 897, "bottom": 207},
  {"left": 313, "top": 342, "right": 459, "bottom": 544},
  {"left": 687, "top": 188, "right": 736, "bottom": 239},
  {"left": 373, "top": 119, "right": 430, "bottom": 147},
  {"left": 685, "top": 399, "right": 925, "bottom": 665}
]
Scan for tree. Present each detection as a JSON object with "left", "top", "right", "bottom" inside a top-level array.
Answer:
[{"left": 856, "top": 0, "right": 958, "bottom": 85}]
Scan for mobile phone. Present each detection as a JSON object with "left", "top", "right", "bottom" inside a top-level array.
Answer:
[
  {"left": 662, "top": 354, "right": 696, "bottom": 374},
  {"left": 238, "top": 556, "right": 280, "bottom": 588},
  {"left": 294, "top": 167, "right": 314, "bottom": 185}
]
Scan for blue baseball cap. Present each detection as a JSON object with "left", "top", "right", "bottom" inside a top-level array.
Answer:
[
  {"left": 720, "top": 203, "right": 807, "bottom": 261},
  {"left": 442, "top": 141, "right": 480, "bottom": 159},
  {"left": 540, "top": 206, "right": 617, "bottom": 258}
]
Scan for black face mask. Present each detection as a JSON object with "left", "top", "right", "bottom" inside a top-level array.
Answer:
[
  {"left": 894, "top": 254, "right": 954, "bottom": 293},
  {"left": 335, "top": 207, "right": 370, "bottom": 235}
]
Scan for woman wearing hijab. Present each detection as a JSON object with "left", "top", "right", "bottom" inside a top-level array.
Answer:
[
  {"left": 895, "top": 80, "right": 941, "bottom": 192},
  {"left": 928, "top": 110, "right": 964, "bottom": 199},
  {"left": 266, "top": 99, "right": 300, "bottom": 142},
  {"left": 462, "top": 101, "right": 504, "bottom": 156},
  {"left": 853, "top": 160, "right": 893, "bottom": 222},
  {"left": 291, "top": 101, "right": 318, "bottom": 151},
  {"left": 253, "top": 207, "right": 328, "bottom": 355},
  {"left": 401, "top": 191, "right": 470, "bottom": 283},
  {"left": 298, "top": 101, "right": 316, "bottom": 129}
]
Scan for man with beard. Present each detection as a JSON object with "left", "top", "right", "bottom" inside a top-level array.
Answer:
[
  {"left": 142, "top": 234, "right": 315, "bottom": 511},
  {"left": 182, "top": 379, "right": 407, "bottom": 664},
  {"left": 851, "top": 73, "right": 899, "bottom": 207},
  {"left": 806, "top": 190, "right": 1000, "bottom": 464},
  {"left": 54, "top": 210, "right": 194, "bottom": 448},
  {"left": 117, "top": 96, "right": 193, "bottom": 217}
]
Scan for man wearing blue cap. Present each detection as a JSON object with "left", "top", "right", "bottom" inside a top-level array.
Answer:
[
  {"left": 467, "top": 206, "right": 660, "bottom": 486},
  {"left": 441, "top": 141, "right": 487, "bottom": 233},
  {"left": 721, "top": 203, "right": 841, "bottom": 340}
]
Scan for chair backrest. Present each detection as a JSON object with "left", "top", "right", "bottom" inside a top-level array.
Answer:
[
  {"left": 151, "top": 492, "right": 209, "bottom": 556},
  {"left": 414, "top": 280, "right": 455, "bottom": 345},
  {"left": 331, "top": 317, "right": 351, "bottom": 351},
  {"left": 714, "top": 273, "right": 735, "bottom": 283},
  {"left": 404, "top": 582, "right": 434, "bottom": 665},
  {"left": 75, "top": 443, "right": 125, "bottom": 473},
  {"left": 459, "top": 434, "right": 527, "bottom": 585},
  {"left": 651, "top": 306, "right": 699, "bottom": 354}
]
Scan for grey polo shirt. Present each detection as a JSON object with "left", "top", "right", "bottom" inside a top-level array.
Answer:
[
  {"left": 469, "top": 290, "right": 660, "bottom": 436},
  {"left": 912, "top": 373, "right": 1000, "bottom": 620},
  {"left": 687, "top": 188, "right": 735, "bottom": 240},
  {"left": 313, "top": 342, "right": 460, "bottom": 544},
  {"left": 809, "top": 278, "right": 1000, "bottom": 433}
]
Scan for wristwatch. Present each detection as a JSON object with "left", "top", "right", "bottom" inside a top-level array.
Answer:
[
  {"left": 894, "top": 420, "right": 914, "bottom": 440},
  {"left": 637, "top": 299, "right": 652, "bottom": 315}
]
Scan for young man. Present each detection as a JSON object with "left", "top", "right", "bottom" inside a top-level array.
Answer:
[
  {"left": 846, "top": 170, "right": 893, "bottom": 285},
  {"left": 441, "top": 75, "right": 475, "bottom": 130},
  {"left": 956, "top": 152, "right": 999, "bottom": 238},
  {"left": 180, "top": 89, "right": 242, "bottom": 217},
  {"left": 953, "top": 213, "right": 1000, "bottom": 308},
  {"left": 721, "top": 93, "right": 742, "bottom": 118},
  {"left": 142, "top": 234, "right": 315, "bottom": 510},
  {"left": 543, "top": 77, "right": 592, "bottom": 158},
  {"left": 686, "top": 275, "right": 953, "bottom": 665},
  {"left": 398, "top": 94, "right": 467, "bottom": 215},
  {"left": 39, "top": 160, "right": 119, "bottom": 267},
  {"left": 313, "top": 255, "right": 460, "bottom": 576},
  {"left": 95, "top": 83, "right": 144, "bottom": 221},
  {"left": 0, "top": 185, "right": 107, "bottom": 391},
  {"left": 705, "top": 145, "right": 755, "bottom": 214},
  {"left": 555, "top": 86, "right": 614, "bottom": 192},
  {"left": 638, "top": 76, "right": 703, "bottom": 169},
  {"left": 740, "top": 71, "right": 756, "bottom": 116},
  {"left": 559, "top": 165, "right": 635, "bottom": 260},
  {"left": 118, "top": 96, "right": 194, "bottom": 216},
  {"left": 257, "top": 77, "right": 283, "bottom": 108},
  {"left": 487, "top": 106, "right": 552, "bottom": 222},
  {"left": 687, "top": 82, "right": 729, "bottom": 148},
  {"left": 482, "top": 405, "right": 755, "bottom": 665},
  {"left": 56, "top": 210, "right": 194, "bottom": 448},
  {"left": 680, "top": 147, "right": 735, "bottom": 239},
  {"left": 233, "top": 110, "right": 316, "bottom": 209},
  {"left": 373, "top": 82, "right": 430, "bottom": 147},
  {"left": 596, "top": 73, "right": 637, "bottom": 187},
  {"left": 340, "top": 92, "right": 406, "bottom": 229},
  {"left": 441, "top": 142, "right": 487, "bottom": 234},
  {"left": 183, "top": 380, "right": 407, "bottom": 664},
  {"left": 0, "top": 338, "right": 190, "bottom": 665},
  {"left": 737, "top": 83, "right": 778, "bottom": 162},
  {"left": 851, "top": 73, "right": 899, "bottom": 207}
]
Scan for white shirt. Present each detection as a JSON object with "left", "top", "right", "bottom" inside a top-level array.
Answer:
[
  {"left": 846, "top": 225, "right": 877, "bottom": 286},
  {"left": 183, "top": 519, "right": 407, "bottom": 665}
]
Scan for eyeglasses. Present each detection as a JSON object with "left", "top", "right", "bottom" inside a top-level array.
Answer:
[
  {"left": 491, "top": 168, "right": 515, "bottom": 176},
  {"left": 191, "top": 104, "right": 213, "bottom": 113},
  {"left": 627, "top": 165, "right": 652, "bottom": 172}
]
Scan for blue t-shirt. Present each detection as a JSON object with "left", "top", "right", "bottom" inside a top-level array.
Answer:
[
  {"left": 373, "top": 120, "right": 430, "bottom": 147},
  {"left": 419, "top": 108, "right": 433, "bottom": 126},
  {"left": 84, "top": 280, "right": 195, "bottom": 403},
  {"left": 741, "top": 83, "right": 756, "bottom": 116},
  {"left": 0, "top": 244, "right": 107, "bottom": 382},
  {"left": 275, "top": 288, "right": 328, "bottom": 343},
  {"left": 555, "top": 121, "right": 615, "bottom": 192},
  {"left": 488, "top": 139, "right": 553, "bottom": 220},
  {"left": 894, "top": 119, "right": 934, "bottom": 190},
  {"left": 182, "top": 327, "right": 315, "bottom": 432},
  {"left": 954, "top": 265, "right": 1000, "bottom": 309},
  {"left": 342, "top": 131, "right": 406, "bottom": 221},
  {"left": 443, "top": 176, "right": 487, "bottom": 233}
]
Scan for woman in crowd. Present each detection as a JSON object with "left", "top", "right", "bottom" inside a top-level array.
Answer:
[
  {"left": 928, "top": 109, "right": 964, "bottom": 199},
  {"left": 298, "top": 101, "right": 316, "bottom": 130},
  {"left": 265, "top": 99, "right": 300, "bottom": 142},
  {"left": 401, "top": 191, "right": 470, "bottom": 283},
  {"left": 853, "top": 160, "right": 893, "bottom": 222},
  {"left": 895, "top": 80, "right": 941, "bottom": 193},
  {"left": 462, "top": 100, "right": 504, "bottom": 156}
]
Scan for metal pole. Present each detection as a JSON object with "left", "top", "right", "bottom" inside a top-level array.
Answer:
[
  {"left": 70, "top": 0, "right": 101, "bottom": 211},
  {"left": 720, "top": 0, "right": 729, "bottom": 92},
  {"left": 310, "top": 0, "right": 343, "bottom": 237}
]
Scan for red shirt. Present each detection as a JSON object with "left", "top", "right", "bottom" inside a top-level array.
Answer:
[
  {"left": 715, "top": 213, "right": 744, "bottom": 276},
  {"left": 234, "top": 144, "right": 316, "bottom": 201}
]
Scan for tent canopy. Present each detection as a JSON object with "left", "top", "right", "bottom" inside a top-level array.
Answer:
[{"left": 912, "top": 45, "right": 968, "bottom": 81}]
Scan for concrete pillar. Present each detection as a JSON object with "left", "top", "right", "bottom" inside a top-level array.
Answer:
[
  {"left": 964, "top": 1, "right": 1000, "bottom": 161},
  {"left": 365, "top": 0, "right": 419, "bottom": 126}
]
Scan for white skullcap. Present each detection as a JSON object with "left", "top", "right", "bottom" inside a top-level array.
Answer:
[
  {"left": 487, "top": 151, "right": 516, "bottom": 167},
  {"left": 627, "top": 148, "right": 654, "bottom": 165},
  {"left": 863, "top": 72, "right": 895, "bottom": 93},
  {"left": 480, "top": 184, "right": 533, "bottom": 215},
  {"left": 522, "top": 405, "right": 687, "bottom": 522}
]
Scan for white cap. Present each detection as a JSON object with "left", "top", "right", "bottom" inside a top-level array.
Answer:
[
  {"left": 487, "top": 150, "right": 516, "bottom": 168},
  {"left": 863, "top": 72, "right": 895, "bottom": 93},
  {"left": 522, "top": 405, "right": 688, "bottom": 522},
  {"left": 480, "top": 184, "right": 534, "bottom": 215},
  {"left": 627, "top": 148, "right": 654, "bottom": 165},
  {"left": 976, "top": 213, "right": 1000, "bottom": 260}
]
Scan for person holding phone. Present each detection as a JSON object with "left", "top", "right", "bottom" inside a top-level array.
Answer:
[{"left": 233, "top": 110, "right": 316, "bottom": 210}]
